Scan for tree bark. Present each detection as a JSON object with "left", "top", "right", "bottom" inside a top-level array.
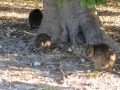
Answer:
[{"left": 35, "top": 0, "right": 120, "bottom": 53}]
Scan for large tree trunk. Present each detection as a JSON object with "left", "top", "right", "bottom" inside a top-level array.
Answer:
[{"left": 35, "top": 0, "right": 120, "bottom": 53}]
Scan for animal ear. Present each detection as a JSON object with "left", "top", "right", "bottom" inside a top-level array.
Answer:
[
  {"left": 83, "top": 43, "right": 87, "bottom": 48},
  {"left": 89, "top": 44, "right": 93, "bottom": 49}
]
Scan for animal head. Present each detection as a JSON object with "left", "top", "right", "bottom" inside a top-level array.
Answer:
[
  {"left": 35, "top": 39, "right": 51, "bottom": 49},
  {"left": 35, "top": 38, "right": 42, "bottom": 49},
  {"left": 83, "top": 44, "right": 94, "bottom": 57}
]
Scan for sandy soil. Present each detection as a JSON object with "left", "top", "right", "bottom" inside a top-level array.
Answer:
[{"left": 0, "top": 0, "right": 120, "bottom": 90}]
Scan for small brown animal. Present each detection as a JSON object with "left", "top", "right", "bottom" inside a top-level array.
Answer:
[
  {"left": 83, "top": 43, "right": 116, "bottom": 71},
  {"left": 35, "top": 33, "right": 51, "bottom": 53},
  {"left": 29, "top": 9, "right": 43, "bottom": 29}
]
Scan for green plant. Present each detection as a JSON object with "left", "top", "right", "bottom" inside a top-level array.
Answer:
[
  {"left": 56, "top": 0, "right": 120, "bottom": 8},
  {"left": 41, "top": 84, "right": 56, "bottom": 90},
  {"left": 93, "top": 66, "right": 101, "bottom": 77},
  {"left": 42, "top": 87, "right": 54, "bottom": 90}
]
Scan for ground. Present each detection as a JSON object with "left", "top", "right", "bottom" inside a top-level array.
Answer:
[{"left": 0, "top": 0, "right": 120, "bottom": 90}]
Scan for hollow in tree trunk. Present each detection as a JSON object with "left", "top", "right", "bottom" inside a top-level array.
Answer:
[{"left": 35, "top": 0, "right": 120, "bottom": 53}]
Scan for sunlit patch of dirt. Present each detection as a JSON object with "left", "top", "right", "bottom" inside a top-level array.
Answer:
[{"left": 96, "top": 1, "right": 120, "bottom": 45}]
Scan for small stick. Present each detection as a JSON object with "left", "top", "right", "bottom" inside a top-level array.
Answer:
[{"left": 59, "top": 62, "right": 67, "bottom": 85}]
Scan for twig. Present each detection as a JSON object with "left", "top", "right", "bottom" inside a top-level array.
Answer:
[{"left": 59, "top": 62, "right": 67, "bottom": 85}]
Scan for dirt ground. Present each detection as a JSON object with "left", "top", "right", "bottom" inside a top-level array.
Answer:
[{"left": 0, "top": 0, "right": 120, "bottom": 90}]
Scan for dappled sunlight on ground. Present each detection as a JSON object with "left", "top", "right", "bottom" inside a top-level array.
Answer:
[
  {"left": 96, "top": 1, "right": 120, "bottom": 44},
  {"left": 0, "top": 0, "right": 120, "bottom": 90}
]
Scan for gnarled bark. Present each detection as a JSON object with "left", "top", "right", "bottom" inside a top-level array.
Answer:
[{"left": 35, "top": 0, "right": 120, "bottom": 53}]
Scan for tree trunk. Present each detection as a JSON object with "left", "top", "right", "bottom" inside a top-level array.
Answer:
[{"left": 35, "top": 0, "right": 120, "bottom": 53}]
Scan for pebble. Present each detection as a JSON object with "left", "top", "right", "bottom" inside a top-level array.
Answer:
[
  {"left": 68, "top": 48, "right": 72, "bottom": 51},
  {"left": 13, "top": 28, "right": 16, "bottom": 31},
  {"left": 76, "top": 47, "right": 80, "bottom": 50},
  {"left": 0, "top": 45, "right": 2, "bottom": 49},
  {"left": 7, "top": 27, "right": 10, "bottom": 31},
  {"left": 9, "top": 30, "right": 14, "bottom": 33},
  {"left": 6, "top": 33, "right": 10, "bottom": 37},
  {"left": 87, "top": 70, "right": 91, "bottom": 73},
  {"left": 8, "top": 87, "right": 11, "bottom": 89},
  {"left": 13, "top": 36, "right": 16, "bottom": 38},
  {"left": 33, "top": 62, "right": 41, "bottom": 66},
  {"left": 18, "top": 41, "right": 22, "bottom": 44},
  {"left": 14, "top": 54, "right": 18, "bottom": 56},
  {"left": 31, "top": 53, "right": 36, "bottom": 57},
  {"left": 113, "top": 68, "right": 116, "bottom": 71},
  {"left": 81, "top": 58, "right": 85, "bottom": 62},
  {"left": 20, "top": 42, "right": 26, "bottom": 47},
  {"left": 23, "top": 34, "right": 26, "bottom": 36},
  {"left": 89, "top": 80, "right": 96, "bottom": 86}
]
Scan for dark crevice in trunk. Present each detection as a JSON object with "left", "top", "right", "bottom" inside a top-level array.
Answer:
[{"left": 65, "top": 25, "right": 70, "bottom": 43}]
